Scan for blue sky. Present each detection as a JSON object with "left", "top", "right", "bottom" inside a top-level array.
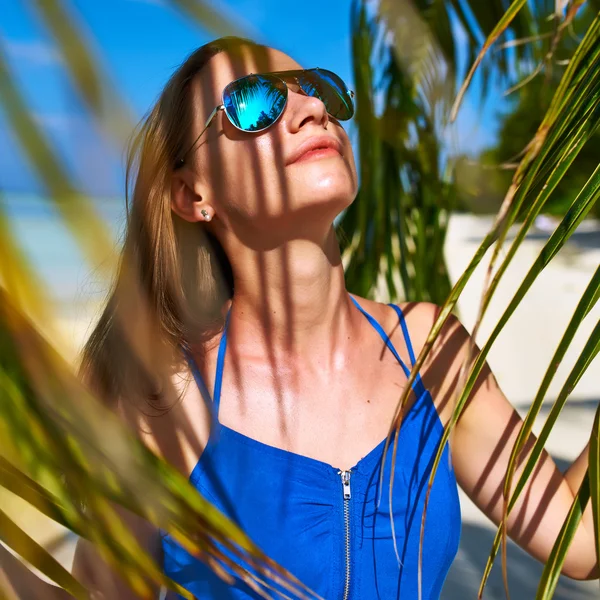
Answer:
[{"left": 1, "top": 0, "right": 503, "bottom": 197}]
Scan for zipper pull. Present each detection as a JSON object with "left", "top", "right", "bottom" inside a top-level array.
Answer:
[{"left": 340, "top": 470, "right": 352, "bottom": 500}]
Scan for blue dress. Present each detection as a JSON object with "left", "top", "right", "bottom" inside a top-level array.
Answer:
[{"left": 162, "top": 295, "right": 461, "bottom": 599}]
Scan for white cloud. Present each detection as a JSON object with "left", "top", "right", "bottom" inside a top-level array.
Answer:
[{"left": 4, "top": 39, "right": 63, "bottom": 66}]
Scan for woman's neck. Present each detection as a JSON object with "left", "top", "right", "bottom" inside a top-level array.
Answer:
[{"left": 225, "top": 228, "right": 359, "bottom": 360}]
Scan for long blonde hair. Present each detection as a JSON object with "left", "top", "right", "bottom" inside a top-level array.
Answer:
[{"left": 80, "top": 37, "right": 267, "bottom": 412}]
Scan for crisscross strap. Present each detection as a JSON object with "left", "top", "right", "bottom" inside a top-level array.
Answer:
[
  {"left": 387, "top": 302, "right": 427, "bottom": 398},
  {"left": 184, "top": 299, "right": 427, "bottom": 419},
  {"left": 349, "top": 296, "right": 427, "bottom": 399}
]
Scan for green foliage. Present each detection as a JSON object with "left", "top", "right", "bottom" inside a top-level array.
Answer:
[
  {"left": 339, "top": 0, "right": 455, "bottom": 305},
  {"left": 458, "top": 2, "right": 600, "bottom": 219},
  {"left": 494, "top": 75, "right": 600, "bottom": 218}
]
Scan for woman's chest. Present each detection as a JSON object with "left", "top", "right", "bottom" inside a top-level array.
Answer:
[
  {"left": 214, "top": 358, "right": 427, "bottom": 471},
  {"left": 163, "top": 405, "right": 461, "bottom": 599}
]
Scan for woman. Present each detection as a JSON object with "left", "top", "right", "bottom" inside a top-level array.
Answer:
[{"left": 4, "top": 35, "right": 596, "bottom": 599}]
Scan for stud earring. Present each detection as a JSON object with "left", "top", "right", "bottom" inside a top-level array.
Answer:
[{"left": 200, "top": 209, "right": 211, "bottom": 222}]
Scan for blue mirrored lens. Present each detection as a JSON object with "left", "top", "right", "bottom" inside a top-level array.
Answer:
[
  {"left": 223, "top": 75, "right": 287, "bottom": 132},
  {"left": 296, "top": 69, "right": 354, "bottom": 120}
]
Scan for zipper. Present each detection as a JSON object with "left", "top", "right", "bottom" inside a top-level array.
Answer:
[{"left": 339, "top": 469, "right": 352, "bottom": 600}]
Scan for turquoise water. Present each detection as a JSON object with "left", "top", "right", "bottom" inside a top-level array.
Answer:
[{"left": 1, "top": 193, "right": 126, "bottom": 308}]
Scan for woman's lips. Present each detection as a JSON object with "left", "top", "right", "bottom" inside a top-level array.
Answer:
[
  {"left": 286, "top": 135, "right": 344, "bottom": 165},
  {"left": 292, "top": 147, "right": 341, "bottom": 163}
]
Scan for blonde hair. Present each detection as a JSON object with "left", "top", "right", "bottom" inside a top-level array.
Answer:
[{"left": 79, "top": 37, "right": 267, "bottom": 411}]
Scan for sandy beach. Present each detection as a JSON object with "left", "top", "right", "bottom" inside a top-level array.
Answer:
[{"left": 4, "top": 212, "right": 600, "bottom": 598}]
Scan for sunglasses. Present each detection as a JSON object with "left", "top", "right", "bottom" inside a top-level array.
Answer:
[{"left": 174, "top": 67, "right": 355, "bottom": 169}]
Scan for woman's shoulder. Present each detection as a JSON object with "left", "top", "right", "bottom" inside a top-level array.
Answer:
[
  {"left": 115, "top": 361, "right": 213, "bottom": 481},
  {"left": 351, "top": 294, "right": 449, "bottom": 354},
  {"left": 353, "top": 295, "right": 473, "bottom": 427}
]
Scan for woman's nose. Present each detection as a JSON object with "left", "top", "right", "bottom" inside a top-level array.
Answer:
[{"left": 285, "top": 86, "right": 330, "bottom": 133}]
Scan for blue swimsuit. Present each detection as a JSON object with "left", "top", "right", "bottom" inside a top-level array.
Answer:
[{"left": 162, "top": 296, "right": 461, "bottom": 599}]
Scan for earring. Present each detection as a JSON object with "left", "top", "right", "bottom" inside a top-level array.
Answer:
[{"left": 200, "top": 209, "right": 211, "bottom": 222}]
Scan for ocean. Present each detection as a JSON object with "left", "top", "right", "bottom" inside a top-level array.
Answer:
[{"left": 1, "top": 192, "right": 126, "bottom": 310}]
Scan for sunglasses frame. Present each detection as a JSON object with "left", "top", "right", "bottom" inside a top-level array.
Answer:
[{"left": 174, "top": 67, "right": 355, "bottom": 169}]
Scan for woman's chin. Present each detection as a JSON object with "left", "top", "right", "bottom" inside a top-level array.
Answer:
[
  {"left": 290, "top": 158, "right": 356, "bottom": 186},
  {"left": 295, "top": 167, "right": 357, "bottom": 201},
  {"left": 289, "top": 189, "right": 355, "bottom": 222}
]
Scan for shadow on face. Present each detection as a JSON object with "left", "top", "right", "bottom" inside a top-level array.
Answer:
[{"left": 173, "top": 44, "right": 359, "bottom": 251}]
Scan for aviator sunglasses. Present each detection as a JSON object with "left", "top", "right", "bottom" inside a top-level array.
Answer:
[{"left": 174, "top": 67, "right": 355, "bottom": 169}]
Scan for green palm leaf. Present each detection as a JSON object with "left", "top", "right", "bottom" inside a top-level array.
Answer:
[
  {"left": 366, "top": 6, "right": 600, "bottom": 598},
  {"left": 590, "top": 401, "right": 600, "bottom": 569},
  {"left": 0, "top": 509, "right": 87, "bottom": 599},
  {"left": 535, "top": 471, "right": 591, "bottom": 598},
  {"left": 451, "top": 0, "right": 529, "bottom": 121}
]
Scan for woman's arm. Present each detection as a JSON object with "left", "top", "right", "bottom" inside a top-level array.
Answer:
[
  {"left": 415, "top": 302, "right": 598, "bottom": 580},
  {"left": 0, "top": 505, "right": 163, "bottom": 599}
]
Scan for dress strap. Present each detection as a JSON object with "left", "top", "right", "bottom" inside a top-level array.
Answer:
[
  {"left": 349, "top": 295, "right": 426, "bottom": 399},
  {"left": 182, "top": 308, "right": 231, "bottom": 420},
  {"left": 183, "top": 346, "right": 213, "bottom": 407},
  {"left": 387, "top": 303, "right": 427, "bottom": 398},
  {"left": 212, "top": 308, "right": 231, "bottom": 410}
]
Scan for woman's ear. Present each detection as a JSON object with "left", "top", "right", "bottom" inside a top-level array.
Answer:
[{"left": 170, "top": 173, "right": 214, "bottom": 223}]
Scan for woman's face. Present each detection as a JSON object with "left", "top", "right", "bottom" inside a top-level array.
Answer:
[{"left": 174, "top": 45, "right": 358, "bottom": 244}]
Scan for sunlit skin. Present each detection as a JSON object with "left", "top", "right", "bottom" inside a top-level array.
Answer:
[{"left": 3, "top": 45, "right": 596, "bottom": 600}]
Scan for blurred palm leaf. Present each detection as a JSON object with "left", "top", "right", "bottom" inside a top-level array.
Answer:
[
  {"left": 379, "top": 0, "right": 537, "bottom": 104},
  {"left": 30, "top": 0, "right": 134, "bottom": 147},
  {"left": 171, "top": 0, "right": 248, "bottom": 38},
  {"left": 0, "top": 286, "right": 317, "bottom": 599},
  {"left": 0, "top": 38, "right": 115, "bottom": 276},
  {"left": 0, "top": 507, "right": 87, "bottom": 599},
  {"left": 0, "top": 1, "right": 312, "bottom": 597}
]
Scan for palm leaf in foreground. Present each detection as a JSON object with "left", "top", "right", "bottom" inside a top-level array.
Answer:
[
  {"left": 30, "top": 0, "right": 134, "bottom": 148},
  {"left": 0, "top": 508, "right": 87, "bottom": 600},
  {"left": 455, "top": 163, "right": 600, "bottom": 598},
  {"left": 383, "top": 118, "right": 600, "bottom": 600},
  {"left": 0, "top": 39, "right": 116, "bottom": 280},
  {"left": 493, "top": 264, "right": 600, "bottom": 589},
  {"left": 375, "top": 9, "right": 600, "bottom": 600},
  {"left": 0, "top": 288, "right": 319, "bottom": 599},
  {"left": 535, "top": 469, "right": 592, "bottom": 599},
  {"left": 479, "top": 313, "right": 600, "bottom": 598},
  {"left": 381, "top": 4, "right": 599, "bottom": 513}
]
